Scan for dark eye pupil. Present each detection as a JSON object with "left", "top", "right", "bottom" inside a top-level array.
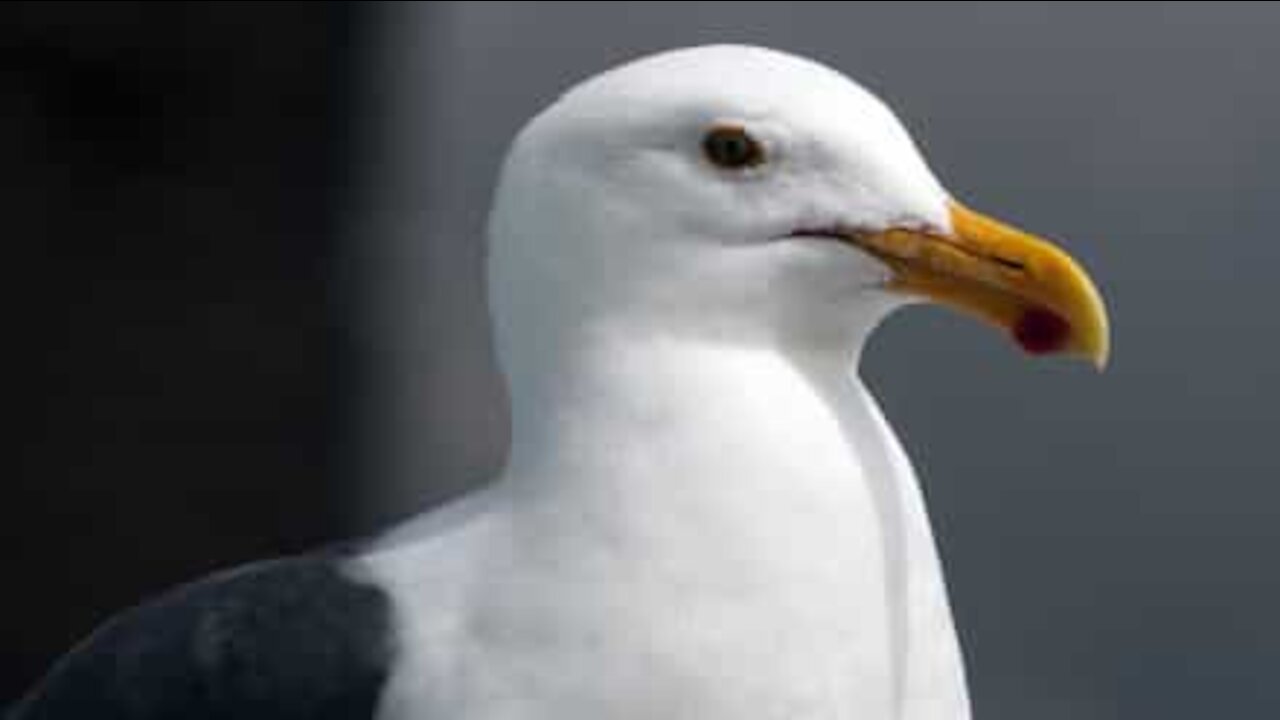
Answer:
[{"left": 703, "top": 126, "right": 763, "bottom": 169}]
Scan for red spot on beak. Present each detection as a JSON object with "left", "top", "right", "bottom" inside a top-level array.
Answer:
[{"left": 1014, "top": 307, "right": 1071, "bottom": 355}]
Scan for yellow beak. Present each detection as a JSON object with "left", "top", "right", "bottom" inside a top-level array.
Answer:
[{"left": 851, "top": 201, "right": 1110, "bottom": 368}]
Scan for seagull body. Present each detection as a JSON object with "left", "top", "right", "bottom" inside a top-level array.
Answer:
[
  {"left": 361, "top": 343, "right": 964, "bottom": 719},
  {"left": 12, "top": 46, "right": 1108, "bottom": 720}
]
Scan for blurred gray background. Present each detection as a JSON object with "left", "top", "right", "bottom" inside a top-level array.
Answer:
[{"left": 9, "top": 2, "right": 1279, "bottom": 718}]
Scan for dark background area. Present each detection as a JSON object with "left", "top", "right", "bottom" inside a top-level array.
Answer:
[
  {"left": 7, "top": 3, "right": 1280, "bottom": 718},
  {"left": 4, "top": 0, "right": 379, "bottom": 703}
]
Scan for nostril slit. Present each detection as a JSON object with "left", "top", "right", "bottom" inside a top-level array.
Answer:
[{"left": 992, "top": 255, "right": 1026, "bottom": 271}]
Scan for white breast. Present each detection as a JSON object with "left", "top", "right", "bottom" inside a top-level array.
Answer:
[{"left": 361, "top": 341, "right": 969, "bottom": 720}]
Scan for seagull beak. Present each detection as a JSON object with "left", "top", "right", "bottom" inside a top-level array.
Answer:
[{"left": 850, "top": 201, "right": 1110, "bottom": 368}]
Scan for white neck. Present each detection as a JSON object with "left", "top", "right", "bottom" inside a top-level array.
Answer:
[
  {"left": 503, "top": 329, "right": 878, "bottom": 510},
  {"left": 484, "top": 324, "right": 969, "bottom": 719},
  {"left": 501, "top": 327, "right": 888, "bottom": 700}
]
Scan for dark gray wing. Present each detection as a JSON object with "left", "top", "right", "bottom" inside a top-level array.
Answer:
[{"left": 8, "top": 554, "right": 395, "bottom": 720}]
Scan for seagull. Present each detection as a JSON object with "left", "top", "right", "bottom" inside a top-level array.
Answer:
[{"left": 11, "top": 45, "right": 1108, "bottom": 720}]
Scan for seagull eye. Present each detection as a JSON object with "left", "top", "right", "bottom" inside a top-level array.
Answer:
[{"left": 702, "top": 125, "right": 764, "bottom": 170}]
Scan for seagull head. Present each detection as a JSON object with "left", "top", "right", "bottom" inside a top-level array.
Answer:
[{"left": 488, "top": 45, "right": 1109, "bottom": 371}]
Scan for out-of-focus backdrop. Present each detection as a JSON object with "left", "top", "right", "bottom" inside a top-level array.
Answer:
[{"left": 7, "top": 2, "right": 1279, "bottom": 717}]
